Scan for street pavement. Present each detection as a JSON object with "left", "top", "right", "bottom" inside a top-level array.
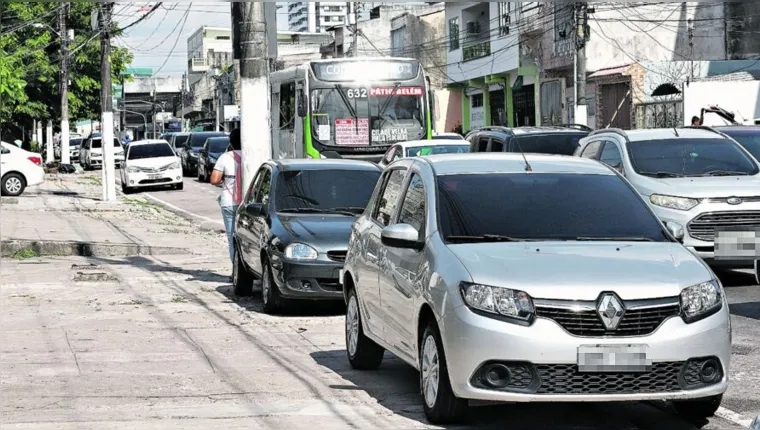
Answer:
[{"left": 1, "top": 173, "right": 758, "bottom": 429}]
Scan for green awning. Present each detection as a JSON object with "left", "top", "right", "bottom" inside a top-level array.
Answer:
[{"left": 512, "top": 76, "right": 524, "bottom": 91}]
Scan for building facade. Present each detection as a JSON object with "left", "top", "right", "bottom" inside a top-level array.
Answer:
[{"left": 288, "top": 2, "right": 350, "bottom": 33}]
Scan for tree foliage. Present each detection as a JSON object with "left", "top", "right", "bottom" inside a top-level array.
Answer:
[{"left": 0, "top": 2, "right": 133, "bottom": 140}]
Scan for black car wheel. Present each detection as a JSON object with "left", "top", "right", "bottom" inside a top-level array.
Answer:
[
  {"left": 420, "top": 322, "right": 468, "bottom": 424},
  {"left": 261, "top": 260, "right": 284, "bottom": 314},
  {"left": 1, "top": 173, "right": 26, "bottom": 197},
  {"left": 232, "top": 246, "right": 254, "bottom": 296},
  {"left": 345, "top": 287, "right": 384, "bottom": 370}
]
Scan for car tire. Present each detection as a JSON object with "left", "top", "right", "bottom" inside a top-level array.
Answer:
[
  {"left": 121, "top": 184, "right": 133, "bottom": 195},
  {"left": 1, "top": 173, "right": 26, "bottom": 197},
  {"left": 754, "top": 260, "right": 759, "bottom": 286},
  {"left": 345, "top": 287, "right": 385, "bottom": 370},
  {"left": 673, "top": 394, "right": 723, "bottom": 421},
  {"left": 232, "top": 246, "right": 254, "bottom": 296},
  {"left": 261, "top": 260, "right": 284, "bottom": 314},
  {"left": 420, "top": 322, "right": 468, "bottom": 424}
]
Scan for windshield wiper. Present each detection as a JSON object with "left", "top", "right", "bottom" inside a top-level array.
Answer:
[
  {"left": 374, "top": 82, "right": 402, "bottom": 131},
  {"left": 574, "top": 236, "right": 655, "bottom": 242},
  {"left": 446, "top": 234, "right": 526, "bottom": 243},
  {"left": 279, "top": 208, "right": 330, "bottom": 214},
  {"left": 334, "top": 85, "right": 359, "bottom": 122},
  {"left": 696, "top": 170, "right": 751, "bottom": 177},
  {"left": 331, "top": 206, "right": 365, "bottom": 214},
  {"left": 639, "top": 171, "right": 684, "bottom": 178}
]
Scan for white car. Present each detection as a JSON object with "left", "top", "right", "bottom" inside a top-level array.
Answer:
[
  {"left": 432, "top": 132, "right": 466, "bottom": 140},
  {"left": 120, "top": 139, "right": 183, "bottom": 194},
  {"left": 378, "top": 139, "right": 471, "bottom": 167},
  {"left": 79, "top": 136, "right": 125, "bottom": 170},
  {"left": 0, "top": 141, "right": 45, "bottom": 196}
]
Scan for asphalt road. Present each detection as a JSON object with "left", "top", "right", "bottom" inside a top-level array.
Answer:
[{"left": 105, "top": 168, "right": 760, "bottom": 429}]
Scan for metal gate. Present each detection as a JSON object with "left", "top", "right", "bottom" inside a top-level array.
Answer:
[
  {"left": 635, "top": 101, "right": 684, "bottom": 129},
  {"left": 601, "top": 82, "right": 632, "bottom": 129}
]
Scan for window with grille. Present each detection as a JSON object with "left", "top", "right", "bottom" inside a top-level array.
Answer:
[
  {"left": 498, "top": 3, "right": 511, "bottom": 36},
  {"left": 449, "top": 17, "right": 460, "bottom": 51}
]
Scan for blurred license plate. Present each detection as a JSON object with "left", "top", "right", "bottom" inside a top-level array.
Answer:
[
  {"left": 715, "top": 228, "right": 760, "bottom": 260},
  {"left": 147, "top": 174, "right": 162, "bottom": 179},
  {"left": 577, "top": 345, "right": 651, "bottom": 373}
]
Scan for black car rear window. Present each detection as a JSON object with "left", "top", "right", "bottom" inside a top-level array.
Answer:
[
  {"left": 510, "top": 133, "right": 586, "bottom": 155},
  {"left": 720, "top": 129, "right": 760, "bottom": 161},
  {"left": 174, "top": 135, "right": 189, "bottom": 147},
  {"left": 190, "top": 133, "right": 226, "bottom": 148}
]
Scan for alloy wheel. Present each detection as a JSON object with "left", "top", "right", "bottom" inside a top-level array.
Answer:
[
  {"left": 346, "top": 295, "right": 360, "bottom": 357},
  {"left": 421, "top": 334, "right": 440, "bottom": 408},
  {"left": 5, "top": 177, "right": 22, "bottom": 195}
]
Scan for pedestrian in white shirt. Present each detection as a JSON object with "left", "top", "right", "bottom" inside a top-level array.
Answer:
[{"left": 210, "top": 128, "right": 242, "bottom": 265}]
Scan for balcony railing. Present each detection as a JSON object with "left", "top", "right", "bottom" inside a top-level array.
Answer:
[{"left": 463, "top": 41, "right": 491, "bottom": 62}]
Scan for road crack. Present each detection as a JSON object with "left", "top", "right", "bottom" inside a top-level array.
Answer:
[{"left": 63, "top": 330, "right": 81, "bottom": 374}]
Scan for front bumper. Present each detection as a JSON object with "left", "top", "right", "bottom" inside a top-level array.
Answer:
[
  {"left": 652, "top": 201, "right": 760, "bottom": 268},
  {"left": 271, "top": 259, "right": 344, "bottom": 300},
  {"left": 440, "top": 303, "right": 731, "bottom": 402},
  {"left": 186, "top": 156, "right": 199, "bottom": 169},
  {"left": 123, "top": 168, "right": 183, "bottom": 188}
]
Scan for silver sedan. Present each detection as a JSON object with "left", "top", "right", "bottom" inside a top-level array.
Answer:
[{"left": 341, "top": 153, "right": 731, "bottom": 424}]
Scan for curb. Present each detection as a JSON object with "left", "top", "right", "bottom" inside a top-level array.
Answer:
[
  {"left": 1, "top": 239, "right": 190, "bottom": 258},
  {"left": 140, "top": 194, "right": 226, "bottom": 234}
]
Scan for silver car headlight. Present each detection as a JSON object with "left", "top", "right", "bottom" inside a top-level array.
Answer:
[
  {"left": 167, "top": 162, "right": 180, "bottom": 169},
  {"left": 284, "top": 243, "right": 318, "bottom": 261},
  {"left": 459, "top": 282, "right": 535, "bottom": 324},
  {"left": 680, "top": 280, "right": 723, "bottom": 323},
  {"left": 126, "top": 166, "right": 139, "bottom": 173},
  {"left": 650, "top": 194, "right": 699, "bottom": 211}
]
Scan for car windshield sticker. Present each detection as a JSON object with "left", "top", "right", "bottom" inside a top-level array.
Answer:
[
  {"left": 335, "top": 118, "right": 369, "bottom": 146},
  {"left": 318, "top": 124, "right": 331, "bottom": 141},
  {"left": 419, "top": 147, "right": 432, "bottom": 156},
  {"left": 690, "top": 152, "right": 699, "bottom": 158}
]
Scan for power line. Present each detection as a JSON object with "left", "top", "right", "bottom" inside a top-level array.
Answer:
[{"left": 151, "top": 4, "right": 192, "bottom": 77}]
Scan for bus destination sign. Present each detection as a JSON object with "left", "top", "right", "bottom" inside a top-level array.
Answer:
[{"left": 312, "top": 61, "right": 419, "bottom": 82}]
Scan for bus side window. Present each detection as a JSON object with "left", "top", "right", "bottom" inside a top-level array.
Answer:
[{"left": 279, "top": 82, "right": 296, "bottom": 131}]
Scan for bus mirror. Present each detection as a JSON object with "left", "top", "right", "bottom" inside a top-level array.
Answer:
[{"left": 297, "top": 90, "right": 307, "bottom": 117}]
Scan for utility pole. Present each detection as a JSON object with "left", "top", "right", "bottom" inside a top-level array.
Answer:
[
  {"left": 46, "top": 120, "right": 53, "bottom": 163},
  {"left": 60, "top": 2, "right": 71, "bottom": 165},
  {"left": 348, "top": 2, "right": 360, "bottom": 57},
  {"left": 152, "top": 78, "right": 157, "bottom": 139},
  {"left": 214, "top": 74, "right": 221, "bottom": 132},
  {"left": 574, "top": 3, "right": 590, "bottom": 127},
  {"left": 99, "top": 2, "right": 117, "bottom": 202},
  {"left": 233, "top": 2, "right": 272, "bottom": 194},
  {"left": 688, "top": 18, "right": 695, "bottom": 85}
]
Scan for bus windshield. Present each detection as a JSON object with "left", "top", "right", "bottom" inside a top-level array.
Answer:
[{"left": 310, "top": 86, "right": 426, "bottom": 147}]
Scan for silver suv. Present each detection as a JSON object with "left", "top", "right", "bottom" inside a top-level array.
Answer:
[
  {"left": 576, "top": 127, "right": 760, "bottom": 279},
  {"left": 341, "top": 153, "right": 730, "bottom": 424}
]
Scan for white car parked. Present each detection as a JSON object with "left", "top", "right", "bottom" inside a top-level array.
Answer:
[
  {"left": 79, "top": 136, "right": 125, "bottom": 170},
  {"left": 0, "top": 142, "right": 45, "bottom": 196},
  {"left": 120, "top": 140, "right": 183, "bottom": 194},
  {"left": 378, "top": 139, "right": 471, "bottom": 167}
]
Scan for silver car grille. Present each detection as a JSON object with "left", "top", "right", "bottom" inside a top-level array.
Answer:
[
  {"left": 707, "top": 196, "right": 760, "bottom": 204},
  {"left": 534, "top": 297, "right": 680, "bottom": 337},
  {"left": 134, "top": 164, "right": 173, "bottom": 173},
  {"left": 687, "top": 210, "right": 760, "bottom": 242}
]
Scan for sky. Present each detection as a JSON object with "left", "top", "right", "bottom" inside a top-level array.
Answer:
[{"left": 115, "top": 2, "right": 289, "bottom": 75}]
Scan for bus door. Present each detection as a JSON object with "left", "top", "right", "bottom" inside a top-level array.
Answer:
[
  {"left": 294, "top": 80, "right": 306, "bottom": 159},
  {"left": 276, "top": 81, "right": 297, "bottom": 160}
]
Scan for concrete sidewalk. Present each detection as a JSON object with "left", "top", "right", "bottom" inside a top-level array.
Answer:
[{"left": 0, "top": 174, "right": 228, "bottom": 258}]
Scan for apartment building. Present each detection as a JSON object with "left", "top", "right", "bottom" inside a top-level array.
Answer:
[{"left": 288, "top": 2, "right": 351, "bottom": 33}]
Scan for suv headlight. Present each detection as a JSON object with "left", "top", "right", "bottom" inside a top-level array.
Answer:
[
  {"left": 680, "top": 280, "right": 723, "bottom": 323},
  {"left": 189, "top": 152, "right": 199, "bottom": 158},
  {"left": 650, "top": 194, "right": 699, "bottom": 211},
  {"left": 284, "top": 243, "right": 318, "bottom": 261},
  {"left": 459, "top": 282, "right": 535, "bottom": 324},
  {"left": 126, "top": 166, "right": 139, "bottom": 173},
  {"left": 167, "top": 162, "right": 180, "bottom": 169}
]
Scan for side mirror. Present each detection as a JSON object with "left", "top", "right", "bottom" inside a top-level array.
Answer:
[
  {"left": 381, "top": 224, "right": 422, "bottom": 250},
  {"left": 246, "top": 202, "right": 266, "bottom": 217},
  {"left": 665, "top": 222, "right": 684, "bottom": 242}
]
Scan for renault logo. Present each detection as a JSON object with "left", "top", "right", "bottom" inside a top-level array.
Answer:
[
  {"left": 597, "top": 294, "right": 625, "bottom": 330},
  {"left": 727, "top": 197, "right": 743, "bottom": 205}
]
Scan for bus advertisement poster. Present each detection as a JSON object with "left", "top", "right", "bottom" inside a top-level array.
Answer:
[
  {"left": 372, "top": 128, "right": 408, "bottom": 142},
  {"left": 335, "top": 118, "right": 369, "bottom": 146}
]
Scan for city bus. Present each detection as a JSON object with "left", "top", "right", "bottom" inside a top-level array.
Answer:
[{"left": 270, "top": 57, "right": 434, "bottom": 162}]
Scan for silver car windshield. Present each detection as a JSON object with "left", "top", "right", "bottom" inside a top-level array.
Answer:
[
  {"left": 627, "top": 138, "right": 759, "bottom": 178},
  {"left": 436, "top": 173, "right": 670, "bottom": 242}
]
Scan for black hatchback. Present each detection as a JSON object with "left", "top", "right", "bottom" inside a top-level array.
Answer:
[
  {"left": 232, "top": 159, "right": 382, "bottom": 314},
  {"left": 467, "top": 126, "right": 590, "bottom": 156}
]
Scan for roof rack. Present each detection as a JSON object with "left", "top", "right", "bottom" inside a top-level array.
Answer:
[
  {"left": 679, "top": 125, "right": 730, "bottom": 138},
  {"left": 476, "top": 126, "right": 514, "bottom": 135},
  {"left": 588, "top": 128, "right": 630, "bottom": 142},
  {"left": 559, "top": 124, "right": 594, "bottom": 132}
]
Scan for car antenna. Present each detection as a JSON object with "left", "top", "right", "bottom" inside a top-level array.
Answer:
[
  {"left": 512, "top": 139, "right": 533, "bottom": 172},
  {"left": 673, "top": 127, "right": 680, "bottom": 137}
]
